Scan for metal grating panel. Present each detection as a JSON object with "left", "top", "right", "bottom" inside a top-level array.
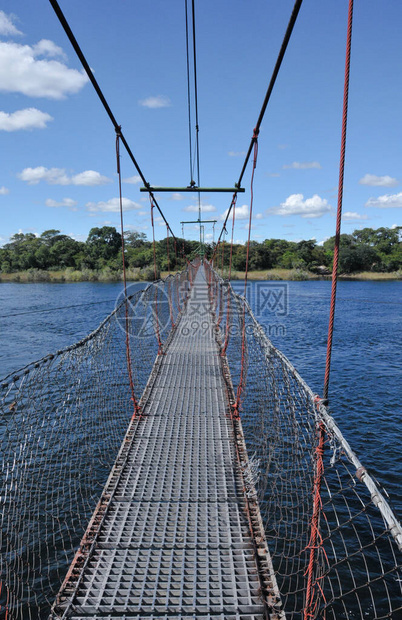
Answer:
[{"left": 54, "top": 266, "right": 280, "bottom": 619}]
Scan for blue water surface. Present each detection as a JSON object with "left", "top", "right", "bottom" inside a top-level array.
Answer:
[{"left": 0, "top": 278, "right": 400, "bottom": 512}]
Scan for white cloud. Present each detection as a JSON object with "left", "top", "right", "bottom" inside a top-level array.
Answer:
[
  {"left": 365, "top": 192, "right": 402, "bottom": 208},
  {"left": 183, "top": 204, "right": 216, "bottom": 213},
  {"left": 32, "top": 39, "right": 66, "bottom": 60},
  {"left": 18, "top": 167, "right": 112, "bottom": 186},
  {"left": 267, "top": 172, "right": 280, "bottom": 178},
  {"left": 19, "top": 167, "right": 69, "bottom": 184},
  {"left": 228, "top": 151, "right": 246, "bottom": 157},
  {"left": 69, "top": 232, "right": 87, "bottom": 242},
  {"left": 255, "top": 213, "right": 264, "bottom": 220},
  {"left": 171, "top": 193, "right": 184, "bottom": 200},
  {"left": 359, "top": 174, "right": 399, "bottom": 187},
  {"left": 0, "top": 11, "right": 22, "bottom": 36},
  {"left": 86, "top": 197, "right": 142, "bottom": 213},
  {"left": 125, "top": 222, "right": 148, "bottom": 232},
  {"left": 0, "top": 108, "right": 53, "bottom": 131},
  {"left": 343, "top": 211, "right": 368, "bottom": 220},
  {"left": 139, "top": 95, "right": 171, "bottom": 109},
  {"left": 269, "top": 194, "right": 331, "bottom": 218},
  {"left": 123, "top": 175, "right": 141, "bottom": 185},
  {"left": 155, "top": 216, "right": 166, "bottom": 227},
  {"left": 45, "top": 198, "right": 77, "bottom": 208},
  {"left": 0, "top": 186, "right": 9, "bottom": 195},
  {"left": 221, "top": 204, "right": 249, "bottom": 220},
  {"left": 72, "top": 170, "right": 111, "bottom": 186},
  {"left": 283, "top": 161, "right": 322, "bottom": 170},
  {"left": 86, "top": 198, "right": 141, "bottom": 213},
  {"left": 0, "top": 39, "right": 87, "bottom": 99}
]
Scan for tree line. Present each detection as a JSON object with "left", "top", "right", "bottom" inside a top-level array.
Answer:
[{"left": 0, "top": 226, "right": 400, "bottom": 276}]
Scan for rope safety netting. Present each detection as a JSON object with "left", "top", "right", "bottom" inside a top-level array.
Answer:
[
  {"left": 0, "top": 261, "right": 401, "bottom": 620},
  {"left": 205, "top": 261, "right": 402, "bottom": 620},
  {"left": 0, "top": 264, "right": 198, "bottom": 620}
]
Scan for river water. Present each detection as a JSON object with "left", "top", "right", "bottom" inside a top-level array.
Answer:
[{"left": 0, "top": 279, "right": 400, "bottom": 513}]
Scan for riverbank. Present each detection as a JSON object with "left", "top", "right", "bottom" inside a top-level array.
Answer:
[
  {"left": 1, "top": 267, "right": 401, "bottom": 283},
  {"left": 225, "top": 269, "right": 402, "bottom": 281}
]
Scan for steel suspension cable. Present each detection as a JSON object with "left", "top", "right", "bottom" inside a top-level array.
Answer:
[
  {"left": 323, "top": 0, "right": 354, "bottom": 402},
  {"left": 214, "top": 0, "right": 303, "bottom": 254},
  {"left": 190, "top": 0, "right": 203, "bottom": 245},
  {"left": 191, "top": 0, "right": 201, "bottom": 191},
  {"left": 184, "top": 0, "right": 195, "bottom": 186},
  {"left": 49, "top": 0, "right": 178, "bottom": 245}
]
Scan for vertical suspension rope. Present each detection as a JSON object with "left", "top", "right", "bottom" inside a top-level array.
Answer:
[
  {"left": 217, "top": 234, "right": 225, "bottom": 326},
  {"left": 172, "top": 235, "right": 182, "bottom": 314},
  {"left": 222, "top": 194, "right": 237, "bottom": 355},
  {"left": 115, "top": 129, "right": 141, "bottom": 418},
  {"left": 166, "top": 226, "right": 175, "bottom": 329},
  {"left": 221, "top": 234, "right": 225, "bottom": 276},
  {"left": 234, "top": 130, "right": 259, "bottom": 415},
  {"left": 304, "top": 4, "right": 354, "bottom": 617},
  {"left": 150, "top": 195, "right": 164, "bottom": 355},
  {"left": 304, "top": 418, "right": 326, "bottom": 620},
  {"left": 323, "top": 0, "right": 354, "bottom": 402},
  {"left": 166, "top": 226, "right": 171, "bottom": 275}
]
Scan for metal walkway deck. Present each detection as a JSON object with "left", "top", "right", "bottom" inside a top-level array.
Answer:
[{"left": 52, "top": 266, "right": 282, "bottom": 620}]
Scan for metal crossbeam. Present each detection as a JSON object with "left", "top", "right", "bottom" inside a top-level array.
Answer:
[{"left": 140, "top": 186, "right": 245, "bottom": 192}]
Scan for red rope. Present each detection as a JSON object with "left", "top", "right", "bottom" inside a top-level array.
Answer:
[
  {"left": 303, "top": 417, "right": 326, "bottom": 620},
  {"left": 228, "top": 195, "right": 236, "bottom": 283},
  {"left": 323, "top": 0, "right": 354, "bottom": 401},
  {"left": 304, "top": 4, "right": 354, "bottom": 615},
  {"left": 221, "top": 236, "right": 225, "bottom": 274},
  {"left": 234, "top": 130, "right": 259, "bottom": 415},
  {"left": 166, "top": 226, "right": 171, "bottom": 274},
  {"left": 115, "top": 130, "right": 141, "bottom": 418},
  {"left": 222, "top": 194, "right": 237, "bottom": 355},
  {"left": 166, "top": 226, "right": 175, "bottom": 329},
  {"left": 216, "top": 236, "right": 226, "bottom": 327},
  {"left": 150, "top": 196, "right": 163, "bottom": 355}
]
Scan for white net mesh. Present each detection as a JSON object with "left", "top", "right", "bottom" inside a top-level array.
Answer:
[
  {"left": 205, "top": 263, "right": 402, "bottom": 619},
  {"left": 0, "top": 265, "right": 198, "bottom": 620},
  {"left": 1, "top": 262, "right": 401, "bottom": 620}
]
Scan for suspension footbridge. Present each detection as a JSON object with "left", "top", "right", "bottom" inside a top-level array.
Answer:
[
  {"left": 1, "top": 263, "right": 401, "bottom": 619},
  {"left": 50, "top": 265, "right": 282, "bottom": 619},
  {"left": 1, "top": 0, "right": 401, "bottom": 618}
]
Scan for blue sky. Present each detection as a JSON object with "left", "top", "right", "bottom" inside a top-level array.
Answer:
[{"left": 0, "top": 0, "right": 401, "bottom": 247}]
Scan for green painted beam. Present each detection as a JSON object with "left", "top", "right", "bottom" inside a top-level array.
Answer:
[
  {"left": 180, "top": 220, "right": 217, "bottom": 225},
  {"left": 140, "top": 186, "right": 245, "bottom": 193}
]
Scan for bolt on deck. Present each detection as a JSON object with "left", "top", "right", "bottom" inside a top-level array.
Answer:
[{"left": 51, "top": 266, "right": 283, "bottom": 620}]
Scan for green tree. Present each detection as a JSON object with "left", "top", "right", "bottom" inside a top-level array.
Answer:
[
  {"left": 49, "top": 237, "right": 84, "bottom": 268},
  {"left": 339, "top": 245, "right": 379, "bottom": 273},
  {"left": 124, "top": 231, "right": 147, "bottom": 248},
  {"left": 86, "top": 227, "right": 122, "bottom": 264}
]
